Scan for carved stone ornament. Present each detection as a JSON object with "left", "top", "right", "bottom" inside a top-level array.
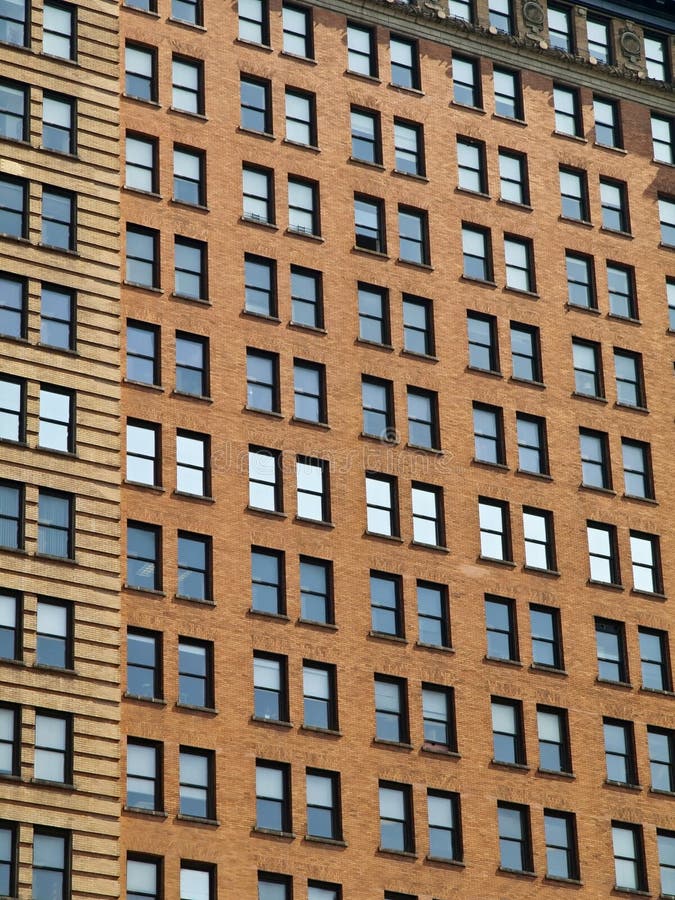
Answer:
[
  {"left": 522, "top": 0, "right": 545, "bottom": 37},
  {"left": 619, "top": 24, "right": 642, "bottom": 70}
]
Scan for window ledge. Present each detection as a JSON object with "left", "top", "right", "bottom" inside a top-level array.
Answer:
[
  {"left": 614, "top": 403, "right": 649, "bottom": 414},
  {"left": 123, "top": 186, "right": 162, "bottom": 200},
  {"left": 450, "top": 100, "right": 486, "bottom": 115},
  {"left": 612, "top": 888, "right": 651, "bottom": 897},
  {"left": 0, "top": 658, "right": 26, "bottom": 668},
  {"left": 530, "top": 664, "right": 567, "bottom": 677},
  {"left": 571, "top": 391, "right": 608, "bottom": 404},
  {"left": 34, "top": 664, "right": 77, "bottom": 676},
  {"left": 409, "top": 541, "right": 449, "bottom": 554},
  {"left": 596, "top": 677, "right": 632, "bottom": 689},
  {"left": 344, "top": 69, "right": 381, "bottom": 84},
  {"left": 123, "top": 805, "right": 168, "bottom": 818},
  {"left": 290, "top": 416, "right": 330, "bottom": 430},
  {"left": 421, "top": 744, "right": 460, "bottom": 758},
  {"left": 478, "top": 555, "right": 517, "bottom": 568},
  {"left": 658, "top": 242, "right": 675, "bottom": 252},
  {"left": 167, "top": 15, "right": 206, "bottom": 30},
  {"left": 388, "top": 82, "right": 424, "bottom": 96},
  {"left": 35, "top": 446, "right": 76, "bottom": 459},
  {"left": 363, "top": 531, "right": 404, "bottom": 543},
  {"left": 296, "top": 618, "right": 338, "bottom": 631},
  {"left": 172, "top": 490, "right": 215, "bottom": 504},
  {"left": 0, "top": 233, "right": 28, "bottom": 245},
  {"left": 373, "top": 738, "right": 414, "bottom": 751},
  {"left": 622, "top": 494, "right": 657, "bottom": 506},
  {"left": 492, "top": 113, "right": 527, "bottom": 127},
  {"left": 30, "top": 778, "right": 74, "bottom": 790},
  {"left": 170, "top": 293, "right": 211, "bottom": 306},
  {"left": 123, "top": 479, "right": 165, "bottom": 493},
  {"left": 400, "top": 350, "right": 438, "bottom": 362},
  {"left": 490, "top": 759, "right": 530, "bottom": 772},
  {"left": 234, "top": 37, "right": 273, "bottom": 52},
  {"left": 279, "top": 50, "right": 316, "bottom": 64},
  {"left": 393, "top": 169, "right": 428, "bottom": 182},
  {"left": 472, "top": 459, "right": 509, "bottom": 471},
  {"left": 497, "top": 867, "right": 536, "bottom": 878},
  {"left": 251, "top": 827, "right": 295, "bottom": 839},
  {"left": 593, "top": 142, "right": 626, "bottom": 154},
  {"left": 123, "top": 4, "right": 161, "bottom": 16},
  {"left": 467, "top": 365, "right": 503, "bottom": 378},
  {"left": 607, "top": 313, "right": 641, "bottom": 326},
  {"left": 293, "top": 516, "right": 334, "bottom": 529},
  {"left": 176, "top": 814, "right": 220, "bottom": 826},
  {"left": 355, "top": 338, "right": 394, "bottom": 352},
  {"left": 237, "top": 126, "right": 275, "bottom": 142},
  {"left": 503, "top": 286, "right": 539, "bottom": 300},
  {"left": 377, "top": 847, "right": 417, "bottom": 859},
  {"left": 352, "top": 246, "right": 389, "bottom": 260},
  {"left": 243, "top": 405, "right": 284, "bottom": 419},
  {"left": 289, "top": 322, "right": 327, "bottom": 335},
  {"left": 174, "top": 595, "right": 215, "bottom": 606},
  {"left": 168, "top": 106, "right": 207, "bottom": 120},
  {"left": 426, "top": 856, "right": 465, "bottom": 868},
  {"left": 545, "top": 875, "right": 583, "bottom": 885},
  {"left": 169, "top": 200, "right": 209, "bottom": 214},
  {"left": 649, "top": 788, "right": 675, "bottom": 797},
  {"left": 600, "top": 227, "right": 633, "bottom": 240},
  {"left": 347, "top": 156, "right": 386, "bottom": 171},
  {"left": 38, "top": 244, "right": 78, "bottom": 257},
  {"left": 455, "top": 187, "right": 491, "bottom": 201},
  {"left": 247, "top": 608, "right": 290, "bottom": 622},
  {"left": 523, "top": 566, "right": 561, "bottom": 578},
  {"left": 497, "top": 199, "right": 533, "bottom": 212},
  {"left": 303, "top": 835, "right": 347, "bottom": 847},
  {"left": 537, "top": 768, "right": 575, "bottom": 780},
  {"left": 171, "top": 390, "right": 213, "bottom": 403},
  {"left": 368, "top": 631, "right": 407, "bottom": 644},
  {"left": 250, "top": 716, "right": 293, "bottom": 729},
  {"left": 604, "top": 780, "right": 641, "bottom": 791},
  {"left": 415, "top": 641, "right": 454, "bottom": 654},
  {"left": 516, "top": 469, "right": 553, "bottom": 481},
  {"left": 176, "top": 703, "right": 218, "bottom": 714},
  {"left": 299, "top": 725, "right": 342, "bottom": 737},
  {"left": 0, "top": 773, "right": 21, "bottom": 783},
  {"left": 484, "top": 655, "right": 522, "bottom": 668},
  {"left": 460, "top": 275, "right": 498, "bottom": 288},
  {"left": 639, "top": 687, "right": 675, "bottom": 698},
  {"left": 35, "top": 553, "right": 76, "bottom": 565},
  {"left": 587, "top": 580, "right": 624, "bottom": 592},
  {"left": 0, "top": 547, "right": 27, "bottom": 557},
  {"left": 630, "top": 589, "right": 667, "bottom": 601},
  {"left": 242, "top": 311, "right": 281, "bottom": 326},
  {"left": 396, "top": 258, "right": 433, "bottom": 271},
  {"left": 578, "top": 484, "right": 616, "bottom": 496},
  {"left": 285, "top": 228, "right": 324, "bottom": 243},
  {"left": 123, "top": 693, "right": 166, "bottom": 705},
  {"left": 552, "top": 130, "right": 587, "bottom": 144},
  {"left": 239, "top": 216, "right": 278, "bottom": 230},
  {"left": 121, "top": 94, "right": 161, "bottom": 108},
  {"left": 123, "top": 281, "right": 162, "bottom": 294},
  {"left": 282, "top": 139, "right": 320, "bottom": 153},
  {"left": 565, "top": 302, "right": 601, "bottom": 316},
  {"left": 406, "top": 443, "right": 443, "bottom": 455},
  {"left": 559, "top": 216, "right": 594, "bottom": 229},
  {"left": 123, "top": 379, "right": 164, "bottom": 392}
]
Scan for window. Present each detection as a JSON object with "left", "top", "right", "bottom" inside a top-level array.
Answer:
[
  {"left": 523, "top": 507, "right": 555, "bottom": 571},
  {"left": 0, "top": 0, "right": 26, "bottom": 44},
  {"left": 0, "top": 822, "right": 16, "bottom": 898},
  {"left": 630, "top": 531, "right": 662, "bottom": 594},
  {"left": 285, "top": 88, "right": 315, "bottom": 146},
  {"left": 127, "top": 321, "right": 159, "bottom": 386},
  {"left": 516, "top": 414, "right": 547, "bottom": 475},
  {"left": 379, "top": 782, "right": 414, "bottom": 852},
  {"left": 403, "top": 295, "right": 433, "bottom": 355},
  {"left": 177, "top": 532, "right": 210, "bottom": 601},
  {"left": 308, "top": 882, "right": 340, "bottom": 900},
  {"left": 587, "top": 16, "right": 611, "bottom": 63},
  {"left": 504, "top": 236, "right": 534, "bottom": 293},
  {"left": 370, "top": 571, "right": 403, "bottom": 637},
  {"left": 179, "top": 638, "right": 213, "bottom": 708},
  {"left": 669, "top": 279, "right": 675, "bottom": 330},
  {"left": 0, "top": 481, "right": 22, "bottom": 550},
  {"left": 407, "top": 388, "right": 438, "bottom": 450},
  {"left": 0, "top": 376, "right": 24, "bottom": 443},
  {"left": 394, "top": 120, "right": 423, "bottom": 176},
  {"left": 303, "top": 662, "right": 337, "bottom": 730},
  {"left": 43, "top": 1, "right": 75, "bottom": 58},
  {"left": 126, "top": 225, "right": 158, "bottom": 288},
  {"left": 572, "top": 338, "right": 603, "bottom": 397},
  {"left": 596, "top": 618, "right": 628, "bottom": 683},
  {"left": 256, "top": 761, "right": 290, "bottom": 832},
  {"left": 467, "top": 311, "right": 498, "bottom": 372},
  {"left": 0, "top": 705, "right": 18, "bottom": 775},
  {"left": 645, "top": 33, "right": 669, "bottom": 81},
  {"left": 246, "top": 349, "right": 279, "bottom": 413},
  {"left": 530, "top": 605, "right": 563, "bottom": 670},
  {"left": 38, "top": 490, "right": 72, "bottom": 559},
  {"left": 604, "top": 718, "right": 637, "bottom": 785},
  {"left": 33, "top": 829, "right": 69, "bottom": 900},
  {"left": 544, "top": 811, "right": 578, "bottom": 880},
  {"left": 493, "top": 67, "right": 520, "bottom": 118},
  {"left": 390, "top": 36, "right": 418, "bottom": 89},
  {"left": 510, "top": 322, "right": 541, "bottom": 382},
  {"left": 243, "top": 165, "right": 274, "bottom": 224},
  {"left": 288, "top": 177, "right": 318, "bottom": 235},
  {"left": 127, "top": 628, "right": 161, "bottom": 699},
  {"left": 462, "top": 224, "right": 491, "bottom": 281},
  {"left": 491, "top": 697, "right": 525, "bottom": 765},
  {"left": 126, "top": 421, "right": 159, "bottom": 486},
  {"left": 548, "top": 3, "right": 572, "bottom": 51},
  {"left": 417, "top": 581, "right": 449, "bottom": 647},
  {"left": 290, "top": 265, "right": 322, "bottom": 329},
  {"left": 296, "top": 457, "right": 329, "bottom": 522},
  {"left": 553, "top": 85, "right": 582, "bottom": 136},
  {"left": 622, "top": 439, "right": 652, "bottom": 499},
  {"left": 179, "top": 748, "right": 214, "bottom": 819},
  {"left": 125, "top": 134, "right": 156, "bottom": 193},
  {"left": 35, "top": 598, "right": 70, "bottom": 670},
  {"left": 251, "top": 547, "right": 284, "bottom": 615},
  {"left": 294, "top": 359, "right": 325, "bottom": 423},
  {"left": 42, "top": 93, "right": 74, "bottom": 154},
  {"left": 258, "top": 872, "right": 291, "bottom": 900},
  {"left": 0, "top": 175, "right": 26, "bottom": 238},
  {"left": 0, "top": 592, "right": 19, "bottom": 660},
  {"left": 347, "top": 22, "right": 376, "bottom": 77},
  {"left": 452, "top": 55, "right": 480, "bottom": 108},
  {"left": 176, "top": 431, "right": 209, "bottom": 496},
  {"left": 497, "top": 803, "right": 532, "bottom": 873},
  {"left": 473, "top": 403, "right": 504, "bottom": 465},
  {"left": 422, "top": 684, "right": 455, "bottom": 749},
  {"left": 489, "top": 0, "right": 512, "bottom": 32},
  {"left": 478, "top": 498, "right": 510, "bottom": 562},
  {"left": 498, "top": 150, "right": 528, "bottom": 205},
  {"left": 566, "top": 252, "right": 596, "bottom": 309},
  {"left": 354, "top": 195, "right": 385, "bottom": 253},
  {"left": 375, "top": 675, "right": 407, "bottom": 743},
  {"left": 172, "top": 56, "right": 203, "bottom": 115},
  {"left": 172, "top": 0, "right": 200, "bottom": 26},
  {"left": 427, "top": 791, "right": 461, "bottom": 861},
  {"left": 658, "top": 195, "right": 675, "bottom": 246},
  {"left": 34, "top": 711, "right": 70, "bottom": 783},
  {"left": 600, "top": 179, "right": 629, "bottom": 233},
  {"left": 449, "top": 0, "right": 472, "bottom": 20},
  {"left": 244, "top": 254, "right": 275, "bottom": 318},
  {"left": 254, "top": 652, "right": 287, "bottom": 722},
  {"left": 306, "top": 769, "right": 340, "bottom": 840},
  {"left": 457, "top": 137, "right": 487, "bottom": 194},
  {"left": 651, "top": 114, "right": 674, "bottom": 164},
  {"left": 639, "top": 628, "right": 671, "bottom": 692},
  {"left": 411, "top": 483, "right": 444, "bottom": 547},
  {"left": 358, "top": 283, "right": 388, "bottom": 344},
  {"left": 238, "top": 0, "right": 268, "bottom": 44},
  {"left": 283, "top": 2, "right": 312, "bottom": 57},
  {"left": 485, "top": 596, "right": 517, "bottom": 661},
  {"left": 300, "top": 556, "right": 332, "bottom": 624},
  {"left": 362, "top": 377, "right": 393, "bottom": 439},
  {"left": 180, "top": 864, "right": 214, "bottom": 900},
  {"left": 594, "top": 96, "right": 621, "bottom": 148},
  {"left": 174, "top": 333, "right": 208, "bottom": 398},
  {"left": 649, "top": 729, "right": 675, "bottom": 793},
  {"left": 127, "top": 739, "right": 161, "bottom": 810},
  {"left": 125, "top": 44, "right": 156, "bottom": 102},
  {"left": 174, "top": 147, "right": 205, "bottom": 206},
  {"left": 559, "top": 167, "right": 588, "bottom": 221},
  {"left": 537, "top": 707, "right": 570, "bottom": 773},
  {"left": 127, "top": 857, "right": 161, "bottom": 900},
  {"left": 351, "top": 107, "right": 381, "bottom": 164},
  {"left": 398, "top": 205, "right": 428, "bottom": 266},
  {"left": 614, "top": 348, "right": 644, "bottom": 407},
  {"left": 41, "top": 187, "right": 75, "bottom": 250},
  {"left": 612, "top": 824, "right": 646, "bottom": 892},
  {"left": 365, "top": 473, "right": 398, "bottom": 537},
  {"left": 126, "top": 522, "right": 160, "bottom": 591},
  {"left": 1, "top": 273, "right": 26, "bottom": 339},
  {"left": 658, "top": 831, "right": 675, "bottom": 896},
  {"left": 579, "top": 428, "right": 610, "bottom": 489}
]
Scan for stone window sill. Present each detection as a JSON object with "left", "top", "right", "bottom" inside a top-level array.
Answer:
[
  {"left": 377, "top": 847, "right": 417, "bottom": 859},
  {"left": 303, "top": 835, "right": 346, "bottom": 847},
  {"left": 596, "top": 677, "right": 632, "bottom": 689},
  {"left": 426, "top": 855, "right": 465, "bottom": 867},
  {"left": 587, "top": 580, "right": 624, "bottom": 592},
  {"left": 421, "top": 744, "right": 460, "bottom": 758},
  {"left": 523, "top": 566, "right": 561, "bottom": 578},
  {"left": 176, "top": 703, "right": 218, "bottom": 714},
  {"left": 604, "top": 780, "right": 641, "bottom": 791},
  {"left": 176, "top": 814, "right": 220, "bottom": 826},
  {"left": 490, "top": 759, "right": 530, "bottom": 772},
  {"left": 171, "top": 390, "right": 213, "bottom": 403},
  {"left": 484, "top": 655, "right": 522, "bottom": 668},
  {"left": 478, "top": 555, "right": 516, "bottom": 568},
  {"left": 498, "top": 867, "right": 536, "bottom": 878},
  {"left": 296, "top": 618, "right": 338, "bottom": 631},
  {"left": 530, "top": 663, "right": 567, "bottom": 677},
  {"left": 373, "top": 738, "right": 413, "bottom": 751},
  {"left": 245, "top": 506, "right": 287, "bottom": 519},
  {"left": 368, "top": 631, "right": 407, "bottom": 644},
  {"left": 250, "top": 715, "right": 292, "bottom": 728},
  {"left": 123, "top": 805, "right": 168, "bottom": 818},
  {"left": 252, "top": 826, "right": 295, "bottom": 839},
  {"left": 247, "top": 608, "right": 290, "bottom": 622},
  {"left": 363, "top": 531, "right": 403, "bottom": 543},
  {"left": 416, "top": 641, "right": 454, "bottom": 654},
  {"left": 300, "top": 724, "right": 341, "bottom": 737},
  {"left": 123, "top": 693, "right": 166, "bottom": 705},
  {"left": 537, "top": 768, "right": 575, "bottom": 779}
]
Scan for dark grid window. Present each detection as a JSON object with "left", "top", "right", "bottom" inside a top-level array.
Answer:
[
  {"left": 127, "top": 628, "right": 161, "bottom": 699},
  {"left": 614, "top": 349, "right": 644, "bottom": 408},
  {"left": 127, "top": 739, "right": 161, "bottom": 810},
  {"left": 365, "top": 473, "right": 397, "bottom": 536},
  {"left": 0, "top": 376, "right": 24, "bottom": 443},
  {"left": 587, "top": 16, "right": 611, "bottom": 63},
  {"left": 403, "top": 295, "right": 433, "bottom": 355},
  {"left": 457, "top": 137, "right": 487, "bottom": 194},
  {"left": 452, "top": 55, "right": 480, "bottom": 108},
  {"left": 422, "top": 684, "right": 455, "bottom": 749},
  {"left": 351, "top": 107, "right": 380, "bottom": 164},
  {"left": 630, "top": 531, "right": 662, "bottom": 594},
  {"left": 41, "top": 187, "right": 75, "bottom": 250},
  {"left": 417, "top": 581, "right": 449, "bottom": 647},
  {"left": 407, "top": 388, "right": 438, "bottom": 449},
  {"left": 254, "top": 652, "right": 287, "bottom": 722},
  {"left": 293, "top": 359, "right": 325, "bottom": 423},
  {"left": 639, "top": 628, "right": 671, "bottom": 692},
  {"left": 172, "top": 0, "right": 200, "bottom": 24},
  {"left": 173, "top": 147, "right": 205, "bottom": 206},
  {"left": 428, "top": 791, "right": 461, "bottom": 861},
  {"left": 449, "top": 0, "right": 472, "bottom": 20},
  {"left": 179, "top": 747, "right": 214, "bottom": 819},
  {"left": 125, "top": 44, "right": 156, "bottom": 102},
  {"left": 658, "top": 831, "right": 675, "bottom": 896},
  {"left": 594, "top": 96, "right": 621, "bottom": 148},
  {"left": 125, "top": 134, "right": 156, "bottom": 193},
  {"left": 246, "top": 349, "right": 279, "bottom": 412},
  {"left": 658, "top": 195, "right": 675, "bottom": 246},
  {"left": 604, "top": 718, "right": 637, "bottom": 785},
  {"left": 462, "top": 224, "right": 491, "bottom": 281},
  {"left": 499, "top": 150, "right": 528, "bottom": 205},
  {"left": 621, "top": 439, "right": 652, "bottom": 499},
  {"left": 180, "top": 864, "right": 214, "bottom": 900},
  {"left": 249, "top": 448, "right": 282, "bottom": 512},
  {"left": 1, "top": 273, "right": 26, "bottom": 338},
  {"left": 36, "top": 598, "right": 71, "bottom": 669},
  {"left": 43, "top": 1, "right": 75, "bottom": 59},
  {"left": 303, "top": 662, "right": 337, "bottom": 730},
  {"left": 179, "top": 638, "right": 212, "bottom": 708},
  {"left": 548, "top": 4, "right": 572, "bottom": 51},
  {"left": 43, "top": 93, "right": 74, "bottom": 154},
  {"left": 579, "top": 428, "right": 610, "bottom": 489},
  {"left": 669, "top": 279, "right": 675, "bottom": 329},
  {"left": 127, "top": 321, "right": 159, "bottom": 386},
  {"left": 308, "top": 882, "right": 340, "bottom": 900},
  {"left": 291, "top": 265, "right": 322, "bottom": 328},
  {"left": 127, "top": 855, "right": 160, "bottom": 900},
  {"left": 251, "top": 547, "right": 284, "bottom": 615},
  {"left": 516, "top": 414, "right": 547, "bottom": 475},
  {"left": 553, "top": 85, "right": 582, "bottom": 136},
  {"left": 362, "top": 377, "right": 393, "bottom": 439},
  {"left": 510, "top": 322, "right": 541, "bottom": 382},
  {"left": 504, "top": 236, "right": 534, "bottom": 292},
  {"left": 0, "top": 822, "right": 16, "bottom": 898},
  {"left": 258, "top": 872, "right": 291, "bottom": 900},
  {"left": 240, "top": 76, "right": 271, "bottom": 133},
  {"left": 174, "top": 237, "right": 206, "bottom": 300},
  {"left": 0, "top": 592, "right": 20, "bottom": 660},
  {"left": 0, "top": 0, "right": 26, "bottom": 44},
  {"left": 375, "top": 675, "right": 407, "bottom": 743},
  {"left": 33, "top": 829, "right": 69, "bottom": 900},
  {"left": 473, "top": 403, "right": 504, "bottom": 465},
  {"left": 559, "top": 167, "right": 588, "bottom": 221},
  {"left": 358, "top": 283, "right": 388, "bottom": 344},
  {"left": 600, "top": 179, "right": 629, "bottom": 233},
  {"left": 394, "top": 120, "right": 423, "bottom": 176},
  {"left": 176, "top": 332, "right": 207, "bottom": 397},
  {"left": 544, "top": 811, "right": 579, "bottom": 880},
  {"left": 0, "top": 481, "right": 22, "bottom": 549},
  {"left": 296, "top": 456, "right": 329, "bottom": 522},
  {"left": 370, "top": 572, "right": 403, "bottom": 637},
  {"left": 497, "top": 803, "right": 532, "bottom": 873},
  {"left": 0, "top": 175, "right": 26, "bottom": 239},
  {"left": 651, "top": 114, "right": 674, "bottom": 165},
  {"left": 176, "top": 431, "right": 209, "bottom": 496},
  {"left": 126, "top": 522, "right": 160, "bottom": 591},
  {"left": 478, "top": 498, "right": 510, "bottom": 561},
  {"left": 573, "top": 339, "right": 603, "bottom": 397},
  {"left": 398, "top": 205, "right": 428, "bottom": 265},
  {"left": 489, "top": 0, "right": 512, "bottom": 33},
  {"left": 491, "top": 697, "right": 525, "bottom": 765},
  {"left": 537, "top": 707, "right": 570, "bottom": 773},
  {"left": 493, "top": 67, "right": 520, "bottom": 118},
  {"left": 242, "top": 165, "right": 274, "bottom": 224},
  {"left": 530, "top": 605, "right": 563, "bottom": 670},
  {"left": 523, "top": 507, "right": 555, "bottom": 571},
  {"left": 411, "top": 483, "right": 444, "bottom": 547},
  {"left": 485, "top": 595, "right": 517, "bottom": 661},
  {"left": 126, "top": 225, "right": 158, "bottom": 288},
  {"left": 347, "top": 22, "right": 376, "bottom": 76},
  {"left": 256, "top": 761, "right": 291, "bottom": 832},
  {"left": 244, "top": 254, "right": 276, "bottom": 317},
  {"left": 354, "top": 195, "right": 385, "bottom": 253},
  {"left": 38, "top": 490, "right": 72, "bottom": 559},
  {"left": 566, "top": 252, "right": 596, "bottom": 309},
  {"left": 172, "top": 56, "right": 203, "bottom": 115},
  {"left": 390, "top": 36, "right": 419, "bottom": 89},
  {"left": 612, "top": 824, "right": 647, "bottom": 892},
  {"left": 300, "top": 556, "right": 332, "bottom": 624},
  {"left": 649, "top": 729, "right": 675, "bottom": 793},
  {"left": 238, "top": 0, "right": 269, "bottom": 44},
  {"left": 306, "top": 769, "right": 341, "bottom": 840},
  {"left": 467, "top": 311, "right": 499, "bottom": 372},
  {"left": 645, "top": 33, "right": 669, "bottom": 81},
  {"left": 177, "top": 532, "right": 210, "bottom": 601},
  {"left": 379, "top": 781, "right": 414, "bottom": 852},
  {"left": 282, "top": 2, "right": 312, "bottom": 57},
  {"left": 285, "top": 88, "right": 315, "bottom": 146},
  {"left": 34, "top": 711, "right": 70, "bottom": 783},
  {"left": 288, "top": 176, "right": 319, "bottom": 235},
  {"left": 596, "top": 618, "right": 628, "bottom": 683},
  {"left": 0, "top": 705, "right": 18, "bottom": 775}
]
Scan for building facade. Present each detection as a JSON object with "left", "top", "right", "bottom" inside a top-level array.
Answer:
[{"left": 1, "top": 0, "right": 674, "bottom": 896}]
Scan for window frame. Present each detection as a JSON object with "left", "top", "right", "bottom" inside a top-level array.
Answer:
[
  {"left": 497, "top": 802, "right": 533, "bottom": 873},
  {"left": 485, "top": 595, "right": 518, "bottom": 662},
  {"left": 256, "top": 759, "right": 292, "bottom": 834},
  {"left": 346, "top": 21, "right": 377, "bottom": 78},
  {"left": 378, "top": 780, "right": 415, "bottom": 853},
  {"left": 461, "top": 222, "right": 492, "bottom": 282},
  {"left": 370, "top": 571, "right": 404, "bottom": 639},
  {"left": 522, "top": 506, "right": 556, "bottom": 572},
  {"left": 365, "top": 472, "right": 398, "bottom": 537},
  {"left": 179, "top": 746, "right": 215, "bottom": 820},
  {"left": 478, "top": 497, "right": 511, "bottom": 562},
  {"left": 126, "top": 737, "right": 162, "bottom": 811},
  {"left": 32, "top": 827, "right": 70, "bottom": 900}
]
